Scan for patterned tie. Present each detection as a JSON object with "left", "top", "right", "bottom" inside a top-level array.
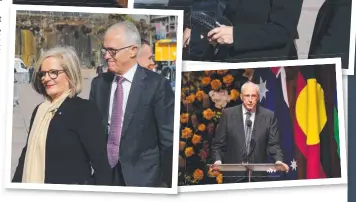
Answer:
[
  {"left": 107, "top": 76, "right": 124, "bottom": 168},
  {"left": 245, "top": 111, "right": 252, "bottom": 153}
]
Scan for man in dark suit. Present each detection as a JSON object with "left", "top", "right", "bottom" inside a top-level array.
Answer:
[
  {"left": 211, "top": 81, "right": 289, "bottom": 183},
  {"left": 89, "top": 21, "right": 174, "bottom": 187},
  {"left": 308, "top": 0, "right": 351, "bottom": 69}
]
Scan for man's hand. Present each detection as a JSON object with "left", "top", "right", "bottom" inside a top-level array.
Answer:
[
  {"left": 266, "top": 161, "right": 289, "bottom": 173},
  {"left": 183, "top": 28, "right": 191, "bottom": 48},
  {"left": 207, "top": 25, "right": 234, "bottom": 45},
  {"left": 209, "top": 161, "right": 222, "bottom": 176},
  {"left": 275, "top": 161, "right": 289, "bottom": 172}
]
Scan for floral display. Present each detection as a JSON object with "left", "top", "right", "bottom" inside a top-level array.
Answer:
[{"left": 178, "top": 69, "right": 251, "bottom": 185}]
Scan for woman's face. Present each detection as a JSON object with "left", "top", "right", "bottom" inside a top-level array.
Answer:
[{"left": 40, "top": 57, "right": 70, "bottom": 100}]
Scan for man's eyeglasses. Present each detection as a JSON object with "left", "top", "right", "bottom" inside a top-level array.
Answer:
[
  {"left": 100, "top": 45, "right": 133, "bottom": 56},
  {"left": 242, "top": 94, "right": 258, "bottom": 99},
  {"left": 38, "top": 69, "right": 66, "bottom": 79}
]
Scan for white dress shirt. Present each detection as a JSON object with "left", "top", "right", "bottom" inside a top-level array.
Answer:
[
  {"left": 242, "top": 105, "right": 256, "bottom": 133},
  {"left": 108, "top": 64, "right": 138, "bottom": 129}
]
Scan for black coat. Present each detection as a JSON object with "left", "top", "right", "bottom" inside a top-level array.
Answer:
[
  {"left": 12, "top": 97, "right": 112, "bottom": 185},
  {"left": 308, "top": 0, "right": 352, "bottom": 69}
]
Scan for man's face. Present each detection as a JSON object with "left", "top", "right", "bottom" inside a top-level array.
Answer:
[
  {"left": 102, "top": 28, "right": 137, "bottom": 74},
  {"left": 137, "top": 44, "right": 155, "bottom": 70},
  {"left": 240, "top": 83, "right": 259, "bottom": 111}
]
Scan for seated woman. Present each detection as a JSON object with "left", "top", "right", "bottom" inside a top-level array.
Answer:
[{"left": 12, "top": 46, "right": 112, "bottom": 185}]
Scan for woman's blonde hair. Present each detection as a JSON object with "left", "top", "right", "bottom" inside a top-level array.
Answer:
[{"left": 32, "top": 46, "right": 83, "bottom": 99}]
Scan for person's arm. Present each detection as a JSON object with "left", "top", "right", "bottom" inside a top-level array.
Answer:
[
  {"left": 78, "top": 101, "right": 112, "bottom": 186},
  {"left": 12, "top": 105, "right": 39, "bottom": 182},
  {"left": 211, "top": 109, "right": 228, "bottom": 163},
  {"left": 153, "top": 78, "right": 175, "bottom": 187},
  {"left": 267, "top": 114, "right": 283, "bottom": 163},
  {"left": 232, "top": 0, "right": 302, "bottom": 52},
  {"left": 308, "top": 0, "right": 351, "bottom": 69}
]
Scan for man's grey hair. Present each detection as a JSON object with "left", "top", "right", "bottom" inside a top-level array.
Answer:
[
  {"left": 240, "top": 81, "right": 260, "bottom": 95},
  {"left": 105, "top": 21, "right": 141, "bottom": 48}
]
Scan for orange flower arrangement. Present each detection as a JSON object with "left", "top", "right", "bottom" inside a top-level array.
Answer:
[
  {"left": 185, "top": 93, "right": 196, "bottom": 103},
  {"left": 196, "top": 90, "right": 205, "bottom": 102},
  {"left": 193, "top": 169, "right": 204, "bottom": 181},
  {"left": 203, "top": 108, "right": 215, "bottom": 120},
  {"left": 180, "top": 113, "right": 189, "bottom": 124},
  {"left": 201, "top": 76, "right": 212, "bottom": 86},
  {"left": 182, "top": 87, "right": 189, "bottom": 94},
  {"left": 210, "top": 79, "right": 222, "bottom": 90},
  {"left": 198, "top": 124, "right": 206, "bottom": 132},
  {"left": 181, "top": 127, "right": 193, "bottom": 139},
  {"left": 179, "top": 141, "right": 186, "bottom": 151},
  {"left": 230, "top": 89, "right": 240, "bottom": 101},
  {"left": 185, "top": 147, "right": 195, "bottom": 157},
  {"left": 217, "top": 69, "right": 228, "bottom": 75},
  {"left": 223, "top": 74, "right": 234, "bottom": 86},
  {"left": 216, "top": 173, "right": 223, "bottom": 184},
  {"left": 191, "top": 134, "right": 202, "bottom": 145}
]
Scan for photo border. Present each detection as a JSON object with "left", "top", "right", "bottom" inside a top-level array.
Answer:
[
  {"left": 179, "top": 58, "right": 347, "bottom": 192},
  {"left": 345, "top": 0, "right": 356, "bottom": 75},
  {"left": 4, "top": 4, "right": 184, "bottom": 195}
]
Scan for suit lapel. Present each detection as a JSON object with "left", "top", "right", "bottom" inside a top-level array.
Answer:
[
  {"left": 232, "top": 105, "right": 245, "bottom": 150},
  {"left": 121, "top": 66, "right": 146, "bottom": 136},
  {"left": 101, "top": 72, "right": 114, "bottom": 128}
]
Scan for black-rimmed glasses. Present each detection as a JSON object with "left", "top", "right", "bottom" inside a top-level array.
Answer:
[
  {"left": 100, "top": 45, "right": 133, "bottom": 56},
  {"left": 38, "top": 69, "right": 66, "bottom": 79}
]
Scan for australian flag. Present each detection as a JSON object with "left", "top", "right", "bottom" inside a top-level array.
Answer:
[{"left": 252, "top": 67, "right": 297, "bottom": 180}]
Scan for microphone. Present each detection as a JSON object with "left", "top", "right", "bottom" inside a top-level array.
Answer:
[{"left": 246, "top": 120, "right": 252, "bottom": 128}]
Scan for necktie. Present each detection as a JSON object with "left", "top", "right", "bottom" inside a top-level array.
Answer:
[
  {"left": 245, "top": 111, "right": 252, "bottom": 153},
  {"left": 107, "top": 76, "right": 124, "bottom": 168}
]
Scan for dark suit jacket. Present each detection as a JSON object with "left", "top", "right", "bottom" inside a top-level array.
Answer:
[
  {"left": 12, "top": 97, "right": 112, "bottom": 185},
  {"left": 172, "top": 0, "right": 302, "bottom": 62},
  {"left": 217, "top": 0, "right": 303, "bottom": 62},
  {"left": 89, "top": 65, "right": 174, "bottom": 187},
  {"left": 212, "top": 104, "right": 283, "bottom": 182},
  {"left": 308, "top": 0, "right": 351, "bottom": 69}
]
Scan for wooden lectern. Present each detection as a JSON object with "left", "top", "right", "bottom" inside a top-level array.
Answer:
[{"left": 208, "top": 163, "right": 288, "bottom": 182}]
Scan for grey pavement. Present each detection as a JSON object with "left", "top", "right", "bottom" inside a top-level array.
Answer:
[{"left": 10, "top": 69, "right": 96, "bottom": 179}]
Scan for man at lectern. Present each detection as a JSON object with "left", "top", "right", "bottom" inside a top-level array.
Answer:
[{"left": 211, "top": 81, "right": 289, "bottom": 183}]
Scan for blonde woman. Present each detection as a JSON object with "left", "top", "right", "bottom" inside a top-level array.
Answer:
[{"left": 12, "top": 46, "right": 112, "bottom": 185}]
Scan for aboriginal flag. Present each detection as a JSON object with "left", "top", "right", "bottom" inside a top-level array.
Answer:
[{"left": 294, "top": 64, "right": 341, "bottom": 179}]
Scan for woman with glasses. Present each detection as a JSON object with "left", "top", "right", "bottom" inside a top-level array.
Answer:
[{"left": 12, "top": 46, "right": 112, "bottom": 185}]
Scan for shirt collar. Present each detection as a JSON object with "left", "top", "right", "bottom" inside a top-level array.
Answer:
[
  {"left": 113, "top": 64, "right": 137, "bottom": 83},
  {"left": 242, "top": 105, "right": 256, "bottom": 116}
]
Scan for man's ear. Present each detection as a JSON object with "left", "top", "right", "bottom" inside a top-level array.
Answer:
[{"left": 131, "top": 46, "right": 139, "bottom": 58}]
